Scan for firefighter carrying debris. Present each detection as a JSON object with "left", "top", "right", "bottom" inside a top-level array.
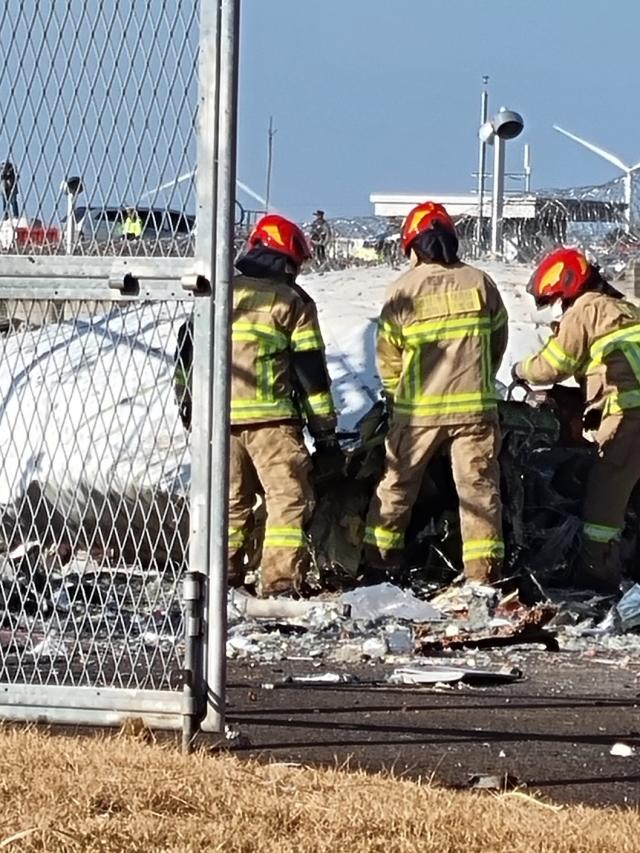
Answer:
[
  {"left": 364, "top": 201, "right": 508, "bottom": 584},
  {"left": 176, "top": 214, "right": 341, "bottom": 597},
  {"left": 514, "top": 247, "right": 640, "bottom": 593}
]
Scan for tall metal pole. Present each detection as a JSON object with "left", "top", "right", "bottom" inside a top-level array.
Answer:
[
  {"left": 475, "top": 75, "right": 489, "bottom": 249},
  {"left": 491, "top": 135, "right": 505, "bottom": 256},
  {"left": 624, "top": 170, "right": 633, "bottom": 232},
  {"left": 524, "top": 144, "right": 532, "bottom": 194},
  {"left": 265, "top": 115, "right": 276, "bottom": 213},
  {"left": 201, "top": 0, "right": 241, "bottom": 733},
  {"left": 65, "top": 193, "right": 76, "bottom": 255}
]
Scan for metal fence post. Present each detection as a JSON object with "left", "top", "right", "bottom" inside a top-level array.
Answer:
[
  {"left": 191, "top": 0, "right": 221, "bottom": 736},
  {"left": 200, "top": 0, "right": 240, "bottom": 734}
]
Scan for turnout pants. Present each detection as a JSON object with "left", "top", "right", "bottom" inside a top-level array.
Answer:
[
  {"left": 581, "top": 412, "right": 640, "bottom": 591},
  {"left": 228, "top": 422, "right": 314, "bottom": 596},
  {"left": 365, "top": 421, "right": 504, "bottom": 583}
]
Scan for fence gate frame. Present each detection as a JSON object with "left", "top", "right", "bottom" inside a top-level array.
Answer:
[{"left": 0, "top": 0, "right": 240, "bottom": 745}]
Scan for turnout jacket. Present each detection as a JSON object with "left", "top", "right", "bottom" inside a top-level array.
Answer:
[
  {"left": 377, "top": 261, "right": 508, "bottom": 425},
  {"left": 230, "top": 273, "right": 336, "bottom": 435},
  {"left": 518, "top": 291, "right": 640, "bottom": 416}
]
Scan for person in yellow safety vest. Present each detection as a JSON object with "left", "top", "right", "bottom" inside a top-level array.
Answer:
[
  {"left": 513, "top": 247, "right": 640, "bottom": 594},
  {"left": 228, "top": 214, "right": 341, "bottom": 597},
  {"left": 364, "top": 201, "right": 508, "bottom": 584},
  {"left": 123, "top": 208, "right": 142, "bottom": 240}
]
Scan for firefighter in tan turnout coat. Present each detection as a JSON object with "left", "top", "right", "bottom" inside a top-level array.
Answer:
[
  {"left": 228, "top": 214, "right": 338, "bottom": 597},
  {"left": 365, "top": 202, "right": 508, "bottom": 583},
  {"left": 515, "top": 247, "right": 640, "bottom": 593}
]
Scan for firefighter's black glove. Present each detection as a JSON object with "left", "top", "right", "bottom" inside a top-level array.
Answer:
[
  {"left": 510, "top": 363, "right": 527, "bottom": 385},
  {"left": 313, "top": 432, "right": 346, "bottom": 482}
]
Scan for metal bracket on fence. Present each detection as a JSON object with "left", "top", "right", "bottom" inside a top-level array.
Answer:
[
  {"left": 108, "top": 273, "right": 139, "bottom": 295},
  {"left": 181, "top": 274, "right": 210, "bottom": 294}
]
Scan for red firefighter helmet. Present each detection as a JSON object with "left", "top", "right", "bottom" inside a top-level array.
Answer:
[
  {"left": 401, "top": 201, "right": 456, "bottom": 256},
  {"left": 247, "top": 214, "right": 311, "bottom": 267},
  {"left": 527, "top": 247, "right": 594, "bottom": 308}
]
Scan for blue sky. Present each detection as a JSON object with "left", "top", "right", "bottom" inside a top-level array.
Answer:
[
  {"left": 238, "top": 0, "right": 640, "bottom": 219},
  {"left": 1, "top": 1, "right": 638, "bottom": 225}
]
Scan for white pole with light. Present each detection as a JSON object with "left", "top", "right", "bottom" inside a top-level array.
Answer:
[{"left": 480, "top": 107, "right": 525, "bottom": 257}]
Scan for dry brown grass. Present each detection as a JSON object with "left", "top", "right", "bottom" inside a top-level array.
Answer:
[{"left": 0, "top": 726, "right": 636, "bottom": 852}]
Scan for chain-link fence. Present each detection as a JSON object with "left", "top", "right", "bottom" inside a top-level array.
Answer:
[
  {"left": 0, "top": 0, "right": 238, "bottom": 740},
  {"left": 0, "top": 297, "right": 191, "bottom": 723},
  {"left": 0, "top": 1, "right": 198, "bottom": 257}
]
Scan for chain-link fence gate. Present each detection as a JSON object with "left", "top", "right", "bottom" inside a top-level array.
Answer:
[{"left": 0, "top": 1, "right": 239, "bottom": 743}]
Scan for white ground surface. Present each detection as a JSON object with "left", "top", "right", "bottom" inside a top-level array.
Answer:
[{"left": 0, "top": 260, "right": 551, "bottom": 544}]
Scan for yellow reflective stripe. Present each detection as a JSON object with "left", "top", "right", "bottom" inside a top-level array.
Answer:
[
  {"left": 589, "top": 323, "right": 640, "bottom": 364},
  {"left": 379, "top": 319, "right": 404, "bottom": 346},
  {"left": 394, "top": 391, "right": 497, "bottom": 417},
  {"left": 291, "top": 327, "right": 324, "bottom": 352},
  {"left": 589, "top": 324, "right": 640, "bottom": 414},
  {"left": 230, "top": 399, "right": 297, "bottom": 422},
  {"left": 583, "top": 522, "right": 621, "bottom": 544},
  {"left": 462, "top": 538, "right": 505, "bottom": 561},
  {"left": 303, "top": 391, "right": 335, "bottom": 417},
  {"left": 381, "top": 376, "right": 400, "bottom": 393},
  {"left": 263, "top": 526, "right": 307, "bottom": 548},
  {"left": 403, "top": 316, "right": 492, "bottom": 343},
  {"left": 540, "top": 338, "right": 580, "bottom": 373},
  {"left": 481, "top": 331, "right": 492, "bottom": 392},
  {"left": 364, "top": 526, "right": 404, "bottom": 550},
  {"left": 493, "top": 308, "right": 508, "bottom": 331},
  {"left": 232, "top": 320, "right": 288, "bottom": 349},
  {"left": 228, "top": 527, "right": 246, "bottom": 548}
]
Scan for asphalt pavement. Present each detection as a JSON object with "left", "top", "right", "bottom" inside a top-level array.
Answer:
[{"left": 225, "top": 653, "right": 640, "bottom": 807}]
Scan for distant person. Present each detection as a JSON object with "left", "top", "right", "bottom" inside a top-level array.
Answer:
[
  {"left": 123, "top": 208, "right": 142, "bottom": 240},
  {"left": 1, "top": 161, "right": 18, "bottom": 219},
  {"left": 309, "top": 209, "right": 332, "bottom": 266}
]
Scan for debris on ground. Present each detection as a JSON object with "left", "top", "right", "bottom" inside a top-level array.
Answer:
[
  {"left": 610, "top": 742, "right": 635, "bottom": 758},
  {"left": 468, "top": 773, "right": 521, "bottom": 792},
  {"left": 388, "top": 664, "right": 522, "bottom": 686}
]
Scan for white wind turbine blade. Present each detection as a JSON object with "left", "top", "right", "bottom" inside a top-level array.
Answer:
[
  {"left": 140, "top": 171, "right": 195, "bottom": 200},
  {"left": 141, "top": 171, "right": 271, "bottom": 211},
  {"left": 236, "top": 179, "right": 268, "bottom": 208},
  {"left": 629, "top": 159, "right": 640, "bottom": 173},
  {"left": 553, "top": 125, "right": 630, "bottom": 173}
]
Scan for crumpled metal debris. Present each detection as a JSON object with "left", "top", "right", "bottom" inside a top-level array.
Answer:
[
  {"left": 615, "top": 584, "right": 640, "bottom": 632},
  {"left": 388, "top": 664, "right": 522, "bottom": 686},
  {"left": 342, "top": 583, "right": 442, "bottom": 623},
  {"left": 416, "top": 603, "right": 558, "bottom": 652}
]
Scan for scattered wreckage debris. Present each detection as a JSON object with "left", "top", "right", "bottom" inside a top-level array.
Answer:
[
  {"left": 468, "top": 773, "right": 521, "bottom": 793},
  {"left": 388, "top": 664, "right": 523, "bottom": 686},
  {"left": 262, "top": 663, "right": 522, "bottom": 691},
  {"left": 415, "top": 604, "right": 559, "bottom": 653}
]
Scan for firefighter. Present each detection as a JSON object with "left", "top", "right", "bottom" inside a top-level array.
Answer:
[
  {"left": 364, "top": 201, "right": 508, "bottom": 584},
  {"left": 513, "top": 247, "right": 640, "bottom": 593},
  {"left": 229, "top": 214, "right": 339, "bottom": 596}
]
